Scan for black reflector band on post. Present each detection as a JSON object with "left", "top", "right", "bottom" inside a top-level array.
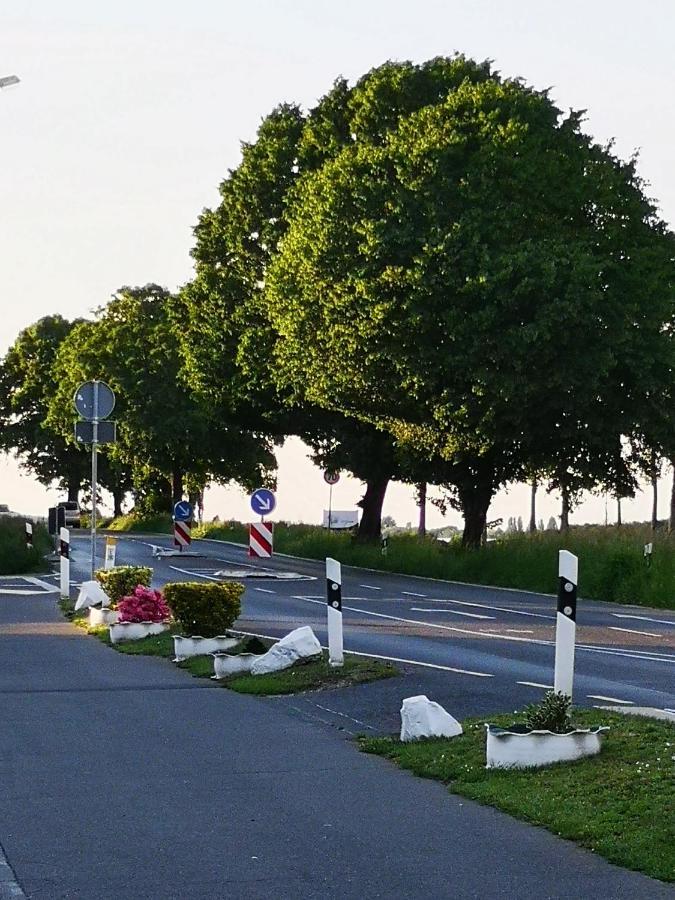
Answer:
[
  {"left": 557, "top": 576, "right": 577, "bottom": 622},
  {"left": 326, "top": 578, "right": 342, "bottom": 612}
]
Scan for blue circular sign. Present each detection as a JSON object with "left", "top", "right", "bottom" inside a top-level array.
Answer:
[
  {"left": 250, "top": 488, "right": 276, "bottom": 516},
  {"left": 173, "top": 500, "right": 193, "bottom": 522}
]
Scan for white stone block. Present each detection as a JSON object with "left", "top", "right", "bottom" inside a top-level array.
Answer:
[
  {"left": 250, "top": 626, "right": 322, "bottom": 675},
  {"left": 400, "top": 695, "right": 463, "bottom": 742},
  {"left": 75, "top": 580, "right": 111, "bottom": 610}
]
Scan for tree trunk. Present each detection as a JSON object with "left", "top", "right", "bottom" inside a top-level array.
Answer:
[
  {"left": 67, "top": 476, "right": 80, "bottom": 503},
  {"left": 112, "top": 484, "right": 123, "bottom": 518},
  {"left": 459, "top": 484, "right": 493, "bottom": 549},
  {"left": 171, "top": 467, "right": 184, "bottom": 504},
  {"left": 417, "top": 482, "right": 427, "bottom": 537},
  {"left": 560, "top": 484, "right": 570, "bottom": 533},
  {"left": 529, "top": 477, "right": 537, "bottom": 533},
  {"left": 670, "top": 458, "right": 675, "bottom": 533},
  {"left": 616, "top": 497, "right": 622, "bottom": 527},
  {"left": 356, "top": 476, "right": 389, "bottom": 542}
]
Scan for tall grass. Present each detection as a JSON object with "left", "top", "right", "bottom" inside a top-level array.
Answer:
[
  {"left": 0, "top": 518, "right": 51, "bottom": 575},
  {"left": 109, "top": 517, "right": 673, "bottom": 609},
  {"left": 107, "top": 513, "right": 173, "bottom": 534}
]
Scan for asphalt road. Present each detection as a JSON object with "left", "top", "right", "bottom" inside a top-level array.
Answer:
[
  {"left": 1, "top": 564, "right": 673, "bottom": 898},
  {"left": 66, "top": 532, "right": 675, "bottom": 736}
]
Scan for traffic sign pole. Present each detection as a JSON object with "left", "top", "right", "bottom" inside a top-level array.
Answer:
[
  {"left": 90, "top": 383, "right": 99, "bottom": 579},
  {"left": 326, "top": 557, "right": 344, "bottom": 667}
]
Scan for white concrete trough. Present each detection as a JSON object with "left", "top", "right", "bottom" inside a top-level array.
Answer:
[
  {"left": 88, "top": 606, "right": 119, "bottom": 627},
  {"left": 75, "top": 580, "right": 111, "bottom": 611},
  {"left": 400, "top": 695, "right": 463, "bottom": 742},
  {"left": 108, "top": 621, "right": 170, "bottom": 644},
  {"left": 250, "top": 626, "right": 322, "bottom": 675},
  {"left": 485, "top": 724, "right": 609, "bottom": 769},
  {"left": 212, "top": 652, "right": 263, "bottom": 678},
  {"left": 173, "top": 634, "right": 240, "bottom": 661}
]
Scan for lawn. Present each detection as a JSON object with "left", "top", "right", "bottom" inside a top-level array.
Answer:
[{"left": 360, "top": 709, "right": 675, "bottom": 883}]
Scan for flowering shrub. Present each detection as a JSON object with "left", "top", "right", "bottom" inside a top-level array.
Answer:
[{"left": 117, "top": 585, "right": 171, "bottom": 624}]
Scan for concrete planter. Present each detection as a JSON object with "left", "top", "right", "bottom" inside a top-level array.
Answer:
[
  {"left": 485, "top": 724, "right": 609, "bottom": 769},
  {"left": 212, "top": 652, "right": 260, "bottom": 678},
  {"left": 88, "top": 606, "right": 119, "bottom": 627},
  {"left": 108, "top": 621, "right": 170, "bottom": 645},
  {"left": 173, "top": 635, "right": 239, "bottom": 661}
]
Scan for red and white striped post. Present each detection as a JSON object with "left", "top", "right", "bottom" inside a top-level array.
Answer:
[
  {"left": 59, "top": 527, "right": 70, "bottom": 598},
  {"left": 173, "top": 519, "right": 192, "bottom": 552},
  {"left": 248, "top": 522, "right": 274, "bottom": 558},
  {"left": 25, "top": 521, "right": 33, "bottom": 550}
]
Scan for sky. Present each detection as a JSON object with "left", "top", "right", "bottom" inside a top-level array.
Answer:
[{"left": 1, "top": 0, "right": 673, "bottom": 529}]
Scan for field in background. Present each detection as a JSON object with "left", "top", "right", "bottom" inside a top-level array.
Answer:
[
  {"left": 105, "top": 516, "right": 674, "bottom": 609},
  {"left": 0, "top": 518, "right": 51, "bottom": 575}
]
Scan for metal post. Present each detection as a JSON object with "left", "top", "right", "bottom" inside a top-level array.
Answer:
[
  {"left": 554, "top": 550, "right": 578, "bottom": 698},
  {"left": 90, "top": 382, "right": 99, "bottom": 579},
  {"left": 326, "top": 557, "right": 344, "bottom": 667},
  {"left": 328, "top": 485, "right": 333, "bottom": 531},
  {"left": 60, "top": 527, "right": 70, "bottom": 598}
]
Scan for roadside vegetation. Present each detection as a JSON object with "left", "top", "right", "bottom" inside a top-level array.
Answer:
[
  {"left": 100, "top": 517, "right": 675, "bottom": 609},
  {"left": 0, "top": 518, "right": 51, "bottom": 575},
  {"left": 360, "top": 709, "right": 675, "bottom": 883}
]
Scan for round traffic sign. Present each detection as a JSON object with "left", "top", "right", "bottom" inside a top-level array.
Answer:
[
  {"left": 73, "top": 381, "right": 116, "bottom": 421},
  {"left": 250, "top": 488, "right": 276, "bottom": 516},
  {"left": 323, "top": 470, "right": 340, "bottom": 485},
  {"left": 173, "top": 500, "right": 193, "bottom": 522}
]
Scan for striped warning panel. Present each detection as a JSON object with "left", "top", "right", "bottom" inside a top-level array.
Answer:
[
  {"left": 249, "top": 522, "right": 273, "bottom": 558},
  {"left": 174, "top": 520, "right": 192, "bottom": 548}
]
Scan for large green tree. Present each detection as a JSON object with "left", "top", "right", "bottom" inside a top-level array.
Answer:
[
  {"left": 0, "top": 315, "right": 89, "bottom": 501},
  {"left": 47, "top": 285, "right": 276, "bottom": 511},
  {"left": 263, "top": 64, "right": 675, "bottom": 545}
]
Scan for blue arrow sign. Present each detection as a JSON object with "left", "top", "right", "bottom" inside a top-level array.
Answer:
[
  {"left": 250, "top": 488, "right": 276, "bottom": 516},
  {"left": 173, "top": 500, "right": 193, "bottom": 522}
]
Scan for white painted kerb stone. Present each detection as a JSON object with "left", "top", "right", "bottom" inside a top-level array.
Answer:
[
  {"left": 75, "top": 580, "right": 110, "bottom": 610},
  {"left": 250, "top": 626, "right": 322, "bottom": 675},
  {"left": 109, "top": 621, "right": 170, "bottom": 644},
  {"left": 400, "top": 695, "right": 463, "bottom": 742},
  {"left": 173, "top": 635, "right": 239, "bottom": 661}
]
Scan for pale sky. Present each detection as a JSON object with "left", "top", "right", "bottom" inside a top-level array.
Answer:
[{"left": 1, "top": 0, "right": 673, "bottom": 528}]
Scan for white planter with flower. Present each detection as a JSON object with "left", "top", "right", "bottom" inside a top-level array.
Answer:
[
  {"left": 173, "top": 635, "right": 240, "bottom": 661},
  {"left": 108, "top": 585, "right": 171, "bottom": 645},
  {"left": 109, "top": 620, "right": 170, "bottom": 644},
  {"left": 485, "top": 723, "right": 609, "bottom": 769}
]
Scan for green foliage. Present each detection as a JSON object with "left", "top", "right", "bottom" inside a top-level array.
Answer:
[
  {"left": 163, "top": 581, "right": 243, "bottom": 637},
  {"left": 523, "top": 691, "right": 572, "bottom": 733},
  {"left": 360, "top": 710, "right": 675, "bottom": 883},
  {"left": 107, "top": 513, "right": 173, "bottom": 534},
  {"left": 95, "top": 565, "right": 152, "bottom": 605},
  {"left": 0, "top": 519, "right": 50, "bottom": 575}
]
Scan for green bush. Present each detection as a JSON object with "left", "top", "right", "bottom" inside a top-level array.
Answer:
[
  {"left": 524, "top": 691, "right": 572, "bottom": 733},
  {"left": 164, "top": 581, "right": 244, "bottom": 637},
  {"left": 0, "top": 518, "right": 51, "bottom": 575},
  {"left": 95, "top": 565, "right": 153, "bottom": 605}
]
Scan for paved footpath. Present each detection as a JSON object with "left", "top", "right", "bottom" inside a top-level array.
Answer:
[{"left": 0, "top": 581, "right": 672, "bottom": 899}]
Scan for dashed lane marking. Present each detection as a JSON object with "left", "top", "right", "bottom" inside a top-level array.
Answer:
[
  {"left": 401, "top": 591, "right": 426, "bottom": 598},
  {"left": 609, "top": 626, "right": 661, "bottom": 638},
  {"left": 517, "top": 681, "right": 553, "bottom": 689},
  {"left": 414, "top": 596, "right": 555, "bottom": 620},
  {"left": 613, "top": 614, "right": 675, "bottom": 626},
  {"left": 359, "top": 584, "right": 381, "bottom": 591},
  {"left": 588, "top": 695, "right": 633, "bottom": 704},
  {"left": 254, "top": 588, "right": 276, "bottom": 594},
  {"left": 410, "top": 607, "right": 494, "bottom": 620}
]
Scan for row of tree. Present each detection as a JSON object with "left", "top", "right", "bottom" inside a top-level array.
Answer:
[{"left": 1, "top": 56, "right": 674, "bottom": 544}]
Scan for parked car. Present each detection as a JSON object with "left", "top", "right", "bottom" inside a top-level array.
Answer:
[
  {"left": 0, "top": 504, "right": 22, "bottom": 518},
  {"left": 57, "top": 501, "right": 81, "bottom": 528}
]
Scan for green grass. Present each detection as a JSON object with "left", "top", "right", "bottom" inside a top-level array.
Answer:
[
  {"left": 194, "top": 521, "right": 674, "bottom": 609},
  {"left": 0, "top": 518, "right": 51, "bottom": 575},
  {"left": 106, "top": 513, "right": 173, "bottom": 534},
  {"left": 359, "top": 709, "right": 675, "bottom": 883},
  {"left": 60, "top": 606, "right": 398, "bottom": 695}
]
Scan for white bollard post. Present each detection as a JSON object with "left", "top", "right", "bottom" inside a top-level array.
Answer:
[
  {"left": 104, "top": 536, "right": 117, "bottom": 569},
  {"left": 554, "top": 550, "right": 578, "bottom": 699},
  {"left": 326, "top": 557, "right": 344, "bottom": 668},
  {"left": 59, "top": 527, "right": 70, "bottom": 599},
  {"left": 25, "top": 521, "right": 33, "bottom": 550}
]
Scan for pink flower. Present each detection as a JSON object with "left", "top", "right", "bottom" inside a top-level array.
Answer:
[{"left": 117, "top": 585, "right": 171, "bottom": 623}]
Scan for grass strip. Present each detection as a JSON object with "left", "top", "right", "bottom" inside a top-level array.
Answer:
[
  {"left": 59, "top": 601, "right": 397, "bottom": 694},
  {"left": 359, "top": 709, "right": 675, "bottom": 883}
]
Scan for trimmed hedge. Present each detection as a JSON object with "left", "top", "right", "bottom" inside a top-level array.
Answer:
[
  {"left": 164, "top": 581, "right": 243, "bottom": 637},
  {"left": 95, "top": 566, "right": 153, "bottom": 605}
]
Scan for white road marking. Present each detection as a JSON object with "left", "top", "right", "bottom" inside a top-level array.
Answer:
[
  {"left": 169, "top": 566, "right": 221, "bottom": 581},
  {"left": 506, "top": 629, "right": 534, "bottom": 634},
  {"left": 231, "top": 628, "right": 494, "bottom": 678},
  {"left": 517, "top": 681, "right": 553, "bottom": 689},
  {"left": 587, "top": 695, "right": 633, "bottom": 704},
  {"left": 612, "top": 614, "right": 674, "bottom": 626},
  {"left": 401, "top": 591, "right": 426, "bottom": 598},
  {"left": 417, "top": 597, "right": 554, "bottom": 620},
  {"left": 609, "top": 626, "right": 661, "bottom": 638},
  {"left": 410, "top": 607, "right": 494, "bottom": 620},
  {"left": 311, "top": 702, "right": 376, "bottom": 730},
  {"left": 359, "top": 584, "right": 381, "bottom": 591},
  {"left": 254, "top": 588, "right": 276, "bottom": 594},
  {"left": 24, "top": 576, "right": 60, "bottom": 593}
]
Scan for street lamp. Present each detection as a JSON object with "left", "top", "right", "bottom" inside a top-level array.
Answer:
[{"left": 0, "top": 75, "right": 20, "bottom": 89}]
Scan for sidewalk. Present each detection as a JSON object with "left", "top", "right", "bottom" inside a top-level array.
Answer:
[{"left": 0, "top": 587, "right": 672, "bottom": 899}]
